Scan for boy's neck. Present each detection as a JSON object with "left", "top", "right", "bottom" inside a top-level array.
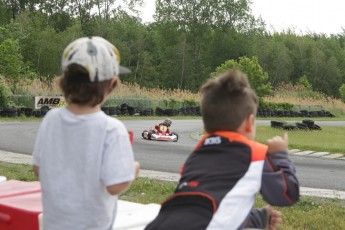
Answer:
[{"left": 66, "top": 103, "right": 101, "bottom": 115}]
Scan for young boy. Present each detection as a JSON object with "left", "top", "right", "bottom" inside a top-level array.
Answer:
[
  {"left": 145, "top": 69, "right": 299, "bottom": 230},
  {"left": 32, "top": 36, "right": 140, "bottom": 230}
]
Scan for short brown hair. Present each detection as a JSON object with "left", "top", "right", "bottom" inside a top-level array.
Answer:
[
  {"left": 201, "top": 69, "right": 258, "bottom": 133},
  {"left": 60, "top": 64, "right": 112, "bottom": 107}
]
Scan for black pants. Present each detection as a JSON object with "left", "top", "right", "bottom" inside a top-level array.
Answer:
[
  {"left": 145, "top": 204, "right": 213, "bottom": 230},
  {"left": 145, "top": 202, "right": 266, "bottom": 230}
]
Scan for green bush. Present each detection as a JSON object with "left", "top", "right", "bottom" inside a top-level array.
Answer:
[
  {"left": 298, "top": 75, "right": 313, "bottom": 90},
  {"left": 212, "top": 56, "right": 272, "bottom": 97},
  {"left": 259, "top": 98, "right": 293, "bottom": 110},
  {"left": 0, "top": 77, "right": 11, "bottom": 108},
  {"left": 339, "top": 84, "right": 345, "bottom": 103}
]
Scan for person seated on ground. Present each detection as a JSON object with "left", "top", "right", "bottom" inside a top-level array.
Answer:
[
  {"left": 154, "top": 119, "right": 172, "bottom": 134},
  {"left": 145, "top": 69, "right": 299, "bottom": 230}
]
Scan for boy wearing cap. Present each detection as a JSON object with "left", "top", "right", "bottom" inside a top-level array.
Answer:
[
  {"left": 32, "top": 36, "right": 139, "bottom": 230},
  {"left": 145, "top": 69, "right": 299, "bottom": 230}
]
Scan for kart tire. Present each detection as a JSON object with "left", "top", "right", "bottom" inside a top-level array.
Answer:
[
  {"left": 173, "top": 133, "right": 178, "bottom": 142},
  {"left": 171, "top": 132, "right": 178, "bottom": 142},
  {"left": 142, "top": 130, "right": 148, "bottom": 138},
  {"left": 148, "top": 132, "right": 152, "bottom": 140}
]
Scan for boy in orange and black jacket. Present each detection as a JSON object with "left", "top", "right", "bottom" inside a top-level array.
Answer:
[{"left": 145, "top": 69, "right": 299, "bottom": 230}]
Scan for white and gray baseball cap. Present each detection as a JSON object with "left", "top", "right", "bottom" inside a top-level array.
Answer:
[{"left": 61, "top": 36, "right": 130, "bottom": 82}]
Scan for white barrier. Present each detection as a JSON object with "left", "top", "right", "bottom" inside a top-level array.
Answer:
[
  {"left": 0, "top": 176, "right": 7, "bottom": 182},
  {"left": 37, "top": 200, "right": 160, "bottom": 230},
  {"left": 114, "top": 200, "right": 160, "bottom": 230}
]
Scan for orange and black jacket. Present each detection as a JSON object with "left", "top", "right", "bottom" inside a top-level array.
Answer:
[{"left": 146, "top": 131, "right": 299, "bottom": 230}]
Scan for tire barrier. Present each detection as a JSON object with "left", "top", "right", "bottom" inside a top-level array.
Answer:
[
  {"left": 271, "top": 120, "right": 322, "bottom": 131},
  {"left": 270, "top": 120, "right": 286, "bottom": 128},
  {"left": 165, "top": 109, "right": 176, "bottom": 117},
  {"left": 33, "top": 109, "right": 42, "bottom": 117},
  {"left": 24, "top": 108, "right": 33, "bottom": 116},
  {"left": 120, "top": 103, "right": 129, "bottom": 116},
  {"left": 101, "top": 106, "right": 110, "bottom": 115},
  {"left": 0, "top": 108, "right": 18, "bottom": 117},
  {"left": 155, "top": 107, "right": 165, "bottom": 116},
  {"left": 142, "top": 108, "right": 153, "bottom": 116},
  {"left": 258, "top": 108, "right": 335, "bottom": 118},
  {"left": 40, "top": 106, "right": 50, "bottom": 116},
  {"left": 108, "top": 107, "right": 117, "bottom": 116},
  {"left": 0, "top": 105, "right": 336, "bottom": 119}
]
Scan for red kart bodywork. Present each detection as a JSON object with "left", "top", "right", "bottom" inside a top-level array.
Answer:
[{"left": 142, "top": 128, "right": 178, "bottom": 142}]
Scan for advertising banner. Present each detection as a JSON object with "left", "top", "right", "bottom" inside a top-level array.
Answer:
[{"left": 34, "top": 96, "right": 66, "bottom": 109}]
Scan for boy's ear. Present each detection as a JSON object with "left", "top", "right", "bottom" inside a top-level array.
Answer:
[
  {"left": 109, "top": 77, "right": 118, "bottom": 91},
  {"left": 244, "top": 114, "right": 255, "bottom": 133}
]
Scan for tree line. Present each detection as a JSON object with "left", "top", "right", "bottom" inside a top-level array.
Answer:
[{"left": 1, "top": 0, "right": 345, "bottom": 99}]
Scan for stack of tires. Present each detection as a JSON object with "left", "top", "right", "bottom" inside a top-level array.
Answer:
[
  {"left": 100, "top": 105, "right": 154, "bottom": 116},
  {"left": 0, "top": 106, "right": 52, "bottom": 118},
  {"left": 142, "top": 108, "right": 153, "bottom": 116},
  {"left": 0, "top": 108, "right": 19, "bottom": 117},
  {"left": 270, "top": 120, "right": 322, "bottom": 131},
  {"left": 258, "top": 108, "right": 335, "bottom": 118},
  {"left": 120, "top": 103, "right": 129, "bottom": 115},
  {"left": 155, "top": 107, "right": 165, "bottom": 116}
]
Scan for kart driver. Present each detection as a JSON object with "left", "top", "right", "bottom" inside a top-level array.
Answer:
[{"left": 154, "top": 119, "right": 172, "bottom": 134}]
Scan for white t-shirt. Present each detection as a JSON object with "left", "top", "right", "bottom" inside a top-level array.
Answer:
[{"left": 32, "top": 107, "right": 135, "bottom": 230}]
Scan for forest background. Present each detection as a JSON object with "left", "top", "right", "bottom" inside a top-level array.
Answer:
[{"left": 1, "top": 0, "right": 345, "bottom": 112}]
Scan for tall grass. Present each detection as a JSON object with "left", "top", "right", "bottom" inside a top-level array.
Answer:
[
  {"left": 17, "top": 78, "right": 201, "bottom": 101},
  {"left": 113, "top": 81, "right": 201, "bottom": 101},
  {"left": 9, "top": 77, "right": 202, "bottom": 108},
  {"left": 265, "top": 84, "right": 345, "bottom": 115},
  {"left": 6, "top": 78, "right": 345, "bottom": 115}
]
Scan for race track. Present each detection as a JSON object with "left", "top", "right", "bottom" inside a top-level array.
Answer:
[{"left": 0, "top": 119, "right": 345, "bottom": 191}]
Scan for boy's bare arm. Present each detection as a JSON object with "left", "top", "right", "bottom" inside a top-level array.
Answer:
[
  {"left": 134, "top": 161, "right": 140, "bottom": 178},
  {"left": 107, "top": 181, "right": 132, "bottom": 195},
  {"left": 33, "top": 165, "right": 39, "bottom": 178},
  {"left": 107, "top": 161, "right": 140, "bottom": 195}
]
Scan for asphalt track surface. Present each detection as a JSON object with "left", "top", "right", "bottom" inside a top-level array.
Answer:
[{"left": 0, "top": 119, "right": 345, "bottom": 191}]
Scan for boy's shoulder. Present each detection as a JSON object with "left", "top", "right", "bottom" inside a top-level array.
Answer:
[
  {"left": 202, "top": 131, "right": 268, "bottom": 153},
  {"left": 41, "top": 107, "right": 63, "bottom": 120},
  {"left": 102, "top": 114, "right": 128, "bottom": 133}
]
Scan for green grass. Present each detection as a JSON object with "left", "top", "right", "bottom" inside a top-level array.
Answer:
[
  {"left": 255, "top": 196, "right": 345, "bottom": 230},
  {"left": 0, "top": 161, "right": 344, "bottom": 229},
  {"left": 120, "top": 178, "right": 177, "bottom": 204},
  {"left": 256, "top": 126, "right": 345, "bottom": 155},
  {"left": 257, "top": 116, "right": 345, "bottom": 121},
  {"left": 0, "top": 162, "right": 37, "bottom": 181}
]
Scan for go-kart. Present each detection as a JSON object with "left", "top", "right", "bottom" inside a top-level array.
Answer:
[{"left": 142, "top": 128, "right": 178, "bottom": 142}]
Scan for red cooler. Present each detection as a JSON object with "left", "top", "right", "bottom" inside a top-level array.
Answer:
[
  {"left": 0, "top": 180, "right": 41, "bottom": 198},
  {"left": 0, "top": 180, "right": 42, "bottom": 230}
]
